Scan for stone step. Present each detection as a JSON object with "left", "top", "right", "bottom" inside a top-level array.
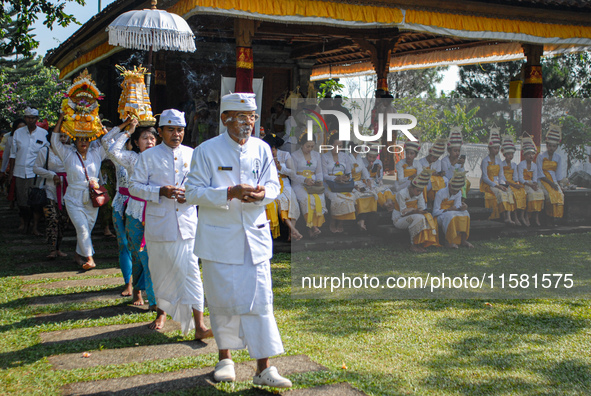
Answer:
[
  {"left": 40, "top": 320, "right": 184, "bottom": 345},
  {"left": 30, "top": 287, "right": 125, "bottom": 308},
  {"left": 374, "top": 219, "right": 505, "bottom": 239},
  {"left": 50, "top": 339, "right": 217, "bottom": 370},
  {"left": 23, "top": 276, "right": 124, "bottom": 290},
  {"left": 61, "top": 355, "right": 326, "bottom": 396},
  {"left": 20, "top": 267, "right": 121, "bottom": 281},
  {"left": 35, "top": 304, "right": 150, "bottom": 324},
  {"left": 287, "top": 383, "right": 368, "bottom": 395}
]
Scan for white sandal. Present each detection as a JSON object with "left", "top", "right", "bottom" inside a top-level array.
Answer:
[
  {"left": 213, "top": 359, "right": 235, "bottom": 382},
  {"left": 253, "top": 366, "right": 292, "bottom": 388}
]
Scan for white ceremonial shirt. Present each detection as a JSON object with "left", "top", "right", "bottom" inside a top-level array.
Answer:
[
  {"left": 418, "top": 157, "right": 442, "bottom": 173},
  {"left": 536, "top": 151, "right": 564, "bottom": 183},
  {"left": 10, "top": 126, "right": 48, "bottom": 178},
  {"left": 129, "top": 143, "right": 196, "bottom": 242},
  {"left": 33, "top": 146, "right": 66, "bottom": 201},
  {"left": 480, "top": 155, "right": 506, "bottom": 187},
  {"left": 185, "top": 132, "right": 280, "bottom": 265},
  {"left": 517, "top": 160, "right": 539, "bottom": 184}
]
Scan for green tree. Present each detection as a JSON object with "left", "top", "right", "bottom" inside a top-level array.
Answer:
[
  {"left": 1, "top": 1, "right": 84, "bottom": 56},
  {"left": 455, "top": 52, "right": 591, "bottom": 99},
  {"left": 388, "top": 67, "right": 447, "bottom": 98},
  {"left": 456, "top": 61, "right": 523, "bottom": 98}
]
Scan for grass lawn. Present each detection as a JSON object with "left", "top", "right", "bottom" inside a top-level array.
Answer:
[{"left": 1, "top": 231, "right": 590, "bottom": 395}]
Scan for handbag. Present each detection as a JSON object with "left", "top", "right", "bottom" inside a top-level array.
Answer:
[
  {"left": 326, "top": 179, "right": 355, "bottom": 193},
  {"left": 304, "top": 184, "right": 325, "bottom": 195},
  {"left": 28, "top": 147, "right": 49, "bottom": 207},
  {"left": 76, "top": 152, "right": 110, "bottom": 208}
]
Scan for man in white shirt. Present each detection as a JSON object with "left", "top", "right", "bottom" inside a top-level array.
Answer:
[
  {"left": 185, "top": 93, "right": 292, "bottom": 388},
  {"left": 8, "top": 107, "right": 48, "bottom": 234},
  {"left": 129, "top": 109, "right": 211, "bottom": 339}
]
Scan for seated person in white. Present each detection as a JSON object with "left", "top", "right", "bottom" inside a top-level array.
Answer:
[{"left": 433, "top": 170, "right": 473, "bottom": 249}]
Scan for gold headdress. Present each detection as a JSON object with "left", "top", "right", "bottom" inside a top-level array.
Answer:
[
  {"left": 116, "top": 65, "right": 156, "bottom": 126},
  {"left": 60, "top": 69, "right": 104, "bottom": 141}
]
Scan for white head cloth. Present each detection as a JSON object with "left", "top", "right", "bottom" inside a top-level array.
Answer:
[
  {"left": 24, "top": 107, "right": 39, "bottom": 116},
  {"left": 159, "top": 109, "right": 186, "bottom": 127},
  {"left": 220, "top": 93, "right": 257, "bottom": 114}
]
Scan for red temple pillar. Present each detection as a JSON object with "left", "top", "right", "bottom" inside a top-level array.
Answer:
[
  {"left": 234, "top": 19, "right": 256, "bottom": 93},
  {"left": 521, "top": 44, "right": 544, "bottom": 148}
]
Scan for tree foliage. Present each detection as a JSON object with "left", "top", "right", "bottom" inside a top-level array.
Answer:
[
  {"left": 0, "top": 12, "right": 67, "bottom": 129},
  {"left": 388, "top": 67, "right": 447, "bottom": 98},
  {"left": 0, "top": 1, "right": 84, "bottom": 56},
  {"left": 455, "top": 52, "right": 591, "bottom": 99}
]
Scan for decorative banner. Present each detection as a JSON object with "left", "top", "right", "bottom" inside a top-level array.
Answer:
[
  {"left": 377, "top": 78, "right": 388, "bottom": 92},
  {"left": 116, "top": 65, "right": 156, "bottom": 126},
  {"left": 524, "top": 65, "right": 542, "bottom": 84},
  {"left": 60, "top": 69, "right": 105, "bottom": 141},
  {"left": 236, "top": 47, "right": 254, "bottom": 69},
  {"left": 235, "top": 47, "right": 254, "bottom": 93}
]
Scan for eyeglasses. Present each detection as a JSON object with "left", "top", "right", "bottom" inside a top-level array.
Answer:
[{"left": 234, "top": 113, "right": 260, "bottom": 122}]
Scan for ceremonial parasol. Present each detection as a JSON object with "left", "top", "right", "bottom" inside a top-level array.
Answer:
[{"left": 107, "top": 0, "right": 196, "bottom": 93}]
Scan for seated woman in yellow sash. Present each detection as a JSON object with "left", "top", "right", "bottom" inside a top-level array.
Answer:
[
  {"left": 418, "top": 137, "right": 447, "bottom": 203},
  {"left": 479, "top": 127, "right": 515, "bottom": 225},
  {"left": 322, "top": 132, "right": 357, "bottom": 233},
  {"left": 537, "top": 125, "right": 565, "bottom": 221},
  {"left": 291, "top": 132, "right": 327, "bottom": 238},
  {"left": 433, "top": 170, "right": 473, "bottom": 249},
  {"left": 441, "top": 126, "right": 471, "bottom": 197},
  {"left": 390, "top": 168, "right": 440, "bottom": 253},
  {"left": 364, "top": 147, "right": 394, "bottom": 209},
  {"left": 501, "top": 135, "right": 527, "bottom": 226},
  {"left": 348, "top": 143, "right": 378, "bottom": 231},
  {"left": 262, "top": 134, "right": 303, "bottom": 241},
  {"left": 394, "top": 140, "right": 422, "bottom": 192},
  {"left": 517, "top": 135, "right": 544, "bottom": 227}
]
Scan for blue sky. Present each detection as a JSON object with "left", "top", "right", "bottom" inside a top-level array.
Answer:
[{"left": 31, "top": 0, "right": 118, "bottom": 57}]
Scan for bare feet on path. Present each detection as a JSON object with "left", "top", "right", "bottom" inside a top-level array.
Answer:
[
  {"left": 148, "top": 309, "right": 166, "bottom": 330},
  {"left": 461, "top": 241, "right": 474, "bottom": 248},
  {"left": 131, "top": 289, "right": 144, "bottom": 306},
  {"left": 194, "top": 327, "right": 213, "bottom": 341},
  {"left": 121, "top": 282, "right": 133, "bottom": 297}
]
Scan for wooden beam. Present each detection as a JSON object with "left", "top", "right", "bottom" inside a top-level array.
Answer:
[{"left": 291, "top": 38, "right": 355, "bottom": 59}]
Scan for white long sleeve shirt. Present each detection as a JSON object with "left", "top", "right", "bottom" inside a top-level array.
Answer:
[
  {"left": 537, "top": 151, "right": 564, "bottom": 183},
  {"left": 106, "top": 131, "right": 146, "bottom": 221},
  {"left": 51, "top": 130, "right": 106, "bottom": 207},
  {"left": 10, "top": 126, "right": 48, "bottom": 178},
  {"left": 33, "top": 145, "right": 66, "bottom": 201},
  {"left": 480, "top": 154, "right": 506, "bottom": 187},
  {"left": 129, "top": 143, "right": 196, "bottom": 242},
  {"left": 185, "top": 132, "right": 280, "bottom": 265}
]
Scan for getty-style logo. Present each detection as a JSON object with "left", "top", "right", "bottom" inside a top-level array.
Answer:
[{"left": 303, "top": 108, "right": 418, "bottom": 153}]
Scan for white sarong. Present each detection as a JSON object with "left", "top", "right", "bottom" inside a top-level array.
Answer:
[
  {"left": 201, "top": 244, "right": 284, "bottom": 359},
  {"left": 146, "top": 238, "right": 204, "bottom": 335}
]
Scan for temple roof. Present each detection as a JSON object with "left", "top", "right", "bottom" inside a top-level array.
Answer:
[{"left": 45, "top": 0, "right": 591, "bottom": 80}]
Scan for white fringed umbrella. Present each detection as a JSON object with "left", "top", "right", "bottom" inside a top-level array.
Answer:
[{"left": 107, "top": 0, "right": 196, "bottom": 92}]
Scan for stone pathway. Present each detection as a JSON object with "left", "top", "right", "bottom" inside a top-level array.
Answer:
[{"left": 2, "top": 199, "right": 368, "bottom": 395}]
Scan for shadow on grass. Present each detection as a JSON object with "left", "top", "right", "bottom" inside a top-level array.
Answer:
[
  {"left": 421, "top": 308, "right": 591, "bottom": 395},
  {"left": 0, "top": 324, "right": 185, "bottom": 370}
]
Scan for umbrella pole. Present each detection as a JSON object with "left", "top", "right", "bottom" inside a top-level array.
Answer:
[
  {"left": 145, "top": 0, "right": 157, "bottom": 95},
  {"left": 146, "top": 44, "right": 153, "bottom": 95}
]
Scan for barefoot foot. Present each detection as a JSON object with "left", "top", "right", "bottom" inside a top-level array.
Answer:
[
  {"left": 148, "top": 310, "right": 166, "bottom": 330},
  {"left": 461, "top": 241, "right": 475, "bottom": 248},
  {"left": 132, "top": 289, "right": 144, "bottom": 306},
  {"left": 121, "top": 282, "right": 133, "bottom": 297},
  {"left": 195, "top": 327, "right": 214, "bottom": 341}
]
